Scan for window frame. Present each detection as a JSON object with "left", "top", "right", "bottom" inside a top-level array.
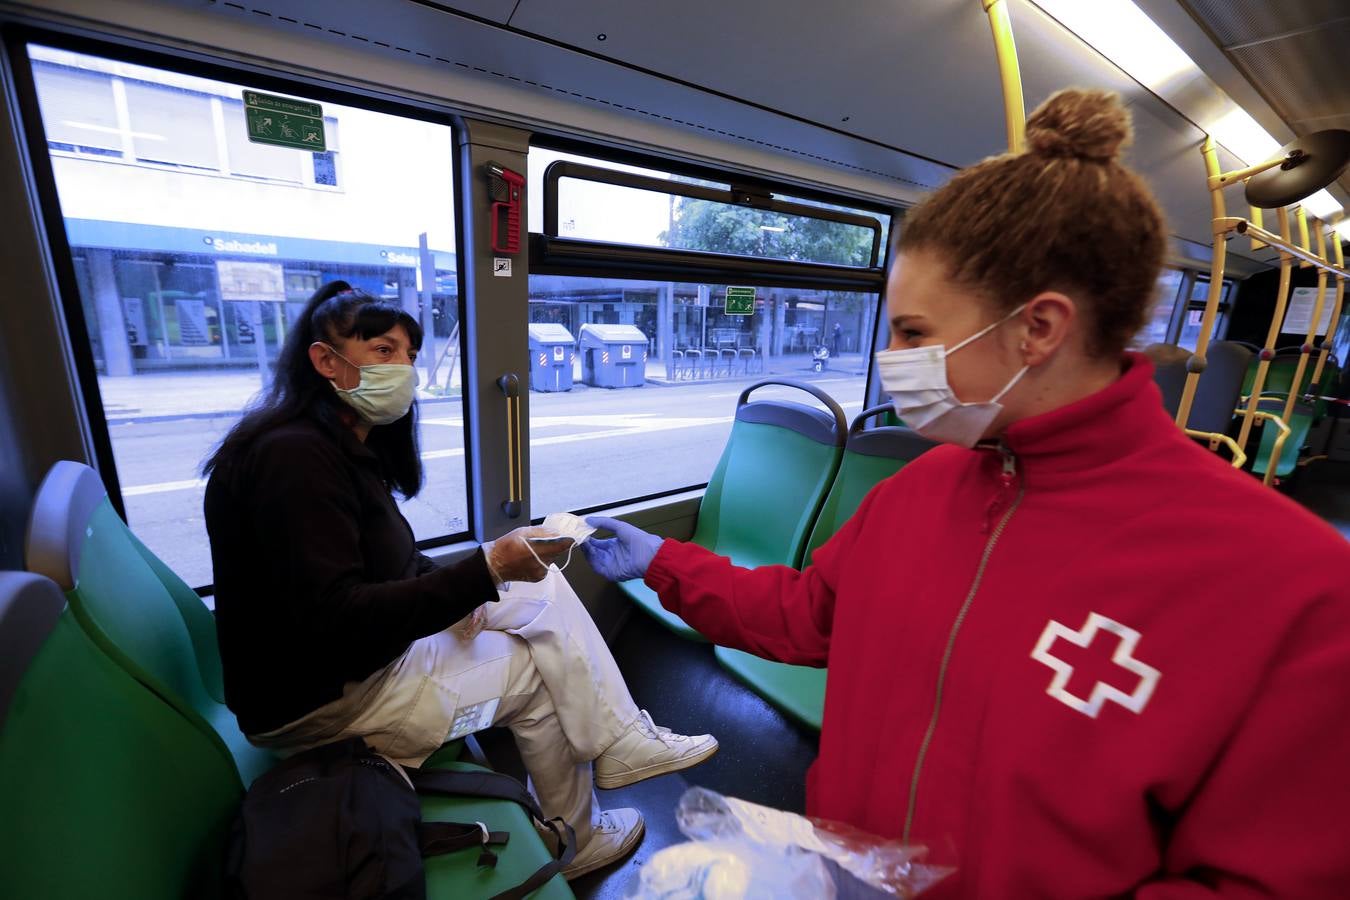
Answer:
[
  {"left": 526, "top": 137, "right": 894, "bottom": 519},
  {"left": 5, "top": 25, "right": 474, "bottom": 592}
]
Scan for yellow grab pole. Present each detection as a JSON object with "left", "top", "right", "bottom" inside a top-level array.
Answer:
[
  {"left": 1249, "top": 206, "right": 1266, "bottom": 252},
  {"left": 1236, "top": 206, "right": 1294, "bottom": 451},
  {"left": 1282, "top": 219, "right": 1329, "bottom": 425},
  {"left": 1309, "top": 215, "right": 1345, "bottom": 392},
  {"left": 982, "top": 0, "right": 1026, "bottom": 154},
  {"left": 1296, "top": 206, "right": 1312, "bottom": 268},
  {"left": 1177, "top": 136, "right": 1229, "bottom": 429}
]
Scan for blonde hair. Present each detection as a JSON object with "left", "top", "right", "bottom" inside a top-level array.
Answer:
[{"left": 898, "top": 88, "right": 1167, "bottom": 356}]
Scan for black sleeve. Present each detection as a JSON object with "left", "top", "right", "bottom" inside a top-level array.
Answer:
[{"left": 246, "top": 430, "right": 497, "bottom": 657}]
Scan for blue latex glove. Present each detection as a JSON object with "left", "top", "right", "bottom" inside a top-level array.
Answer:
[{"left": 582, "top": 516, "right": 663, "bottom": 582}]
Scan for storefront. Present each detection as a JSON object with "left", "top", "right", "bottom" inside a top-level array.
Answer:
[{"left": 66, "top": 218, "right": 456, "bottom": 374}]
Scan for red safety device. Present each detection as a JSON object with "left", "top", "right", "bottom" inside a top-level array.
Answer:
[{"left": 487, "top": 162, "right": 524, "bottom": 254}]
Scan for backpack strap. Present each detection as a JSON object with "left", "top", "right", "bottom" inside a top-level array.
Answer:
[
  {"left": 418, "top": 820, "right": 510, "bottom": 868},
  {"left": 406, "top": 767, "right": 577, "bottom": 899}
]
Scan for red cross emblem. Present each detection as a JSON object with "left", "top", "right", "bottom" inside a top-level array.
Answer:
[{"left": 1030, "top": 613, "right": 1161, "bottom": 718}]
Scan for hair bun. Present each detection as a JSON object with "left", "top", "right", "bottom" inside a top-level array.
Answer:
[{"left": 1025, "top": 89, "right": 1132, "bottom": 162}]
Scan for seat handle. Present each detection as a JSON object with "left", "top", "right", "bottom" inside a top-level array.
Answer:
[
  {"left": 497, "top": 374, "right": 523, "bottom": 519},
  {"left": 737, "top": 379, "right": 847, "bottom": 446},
  {"left": 849, "top": 403, "right": 897, "bottom": 436}
]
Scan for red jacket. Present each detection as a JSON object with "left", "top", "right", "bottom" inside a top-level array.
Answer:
[{"left": 645, "top": 354, "right": 1350, "bottom": 898}]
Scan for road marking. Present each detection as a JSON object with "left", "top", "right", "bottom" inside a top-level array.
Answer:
[{"left": 120, "top": 404, "right": 863, "bottom": 495}]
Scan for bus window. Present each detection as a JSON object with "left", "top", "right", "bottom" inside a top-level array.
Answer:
[
  {"left": 526, "top": 147, "right": 888, "bottom": 515},
  {"left": 1177, "top": 277, "right": 1235, "bottom": 351},
  {"left": 1134, "top": 267, "right": 1185, "bottom": 347},
  {"left": 25, "top": 44, "right": 466, "bottom": 590}
]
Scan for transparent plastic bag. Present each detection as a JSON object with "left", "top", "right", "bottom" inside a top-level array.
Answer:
[{"left": 630, "top": 787, "right": 953, "bottom": 900}]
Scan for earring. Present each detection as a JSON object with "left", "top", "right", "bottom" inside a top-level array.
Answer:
[{"left": 1019, "top": 340, "right": 1029, "bottom": 353}]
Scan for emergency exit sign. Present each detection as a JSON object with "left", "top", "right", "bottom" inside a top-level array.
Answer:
[
  {"left": 244, "top": 91, "right": 326, "bottom": 152},
  {"left": 725, "top": 286, "right": 756, "bottom": 316}
]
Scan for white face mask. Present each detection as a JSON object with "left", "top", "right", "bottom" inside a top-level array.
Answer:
[
  {"left": 325, "top": 344, "right": 417, "bottom": 426},
  {"left": 874, "top": 304, "right": 1029, "bottom": 448},
  {"left": 524, "top": 512, "right": 597, "bottom": 572}
]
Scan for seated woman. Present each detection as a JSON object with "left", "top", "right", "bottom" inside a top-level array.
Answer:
[
  {"left": 203, "top": 282, "right": 717, "bottom": 880},
  {"left": 582, "top": 90, "right": 1350, "bottom": 897}
]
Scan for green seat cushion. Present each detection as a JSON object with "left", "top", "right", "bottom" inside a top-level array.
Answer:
[
  {"left": 420, "top": 761, "right": 573, "bottom": 899},
  {"left": 619, "top": 577, "right": 705, "bottom": 642},
  {"left": 804, "top": 450, "right": 907, "bottom": 561},
  {"left": 1252, "top": 406, "right": 1315, "bottom": 477},
  {"left": 693, "top": 419, "right": 841, "bottom": 569},
  {"left": 0, "top": 611, "right": 241, "bottom": 900},
  {"left": 714, "top": 646, "right": 826, "bottom": 732},
  {"left": 71, "top": 499, "right": 274, "bottom": 784}
]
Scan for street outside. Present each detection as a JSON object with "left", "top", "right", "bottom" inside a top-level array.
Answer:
[{"left": 102, "top": 356, "right": 872, "bottom": 588}]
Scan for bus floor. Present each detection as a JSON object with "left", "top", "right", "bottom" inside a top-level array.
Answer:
[
  {"left": 1287, "top": 459, "right": 1350, "bottom": 541},
  {"left": 473, "top": 609, "right": 821, "bottom": 900}
]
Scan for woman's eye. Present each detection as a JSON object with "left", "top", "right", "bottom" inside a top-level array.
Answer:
[{"left": 901, "top": 329, "right": 923, "bottom": 340}]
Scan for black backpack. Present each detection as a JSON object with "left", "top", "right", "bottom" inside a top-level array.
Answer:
[{"left": 226, "top": 737, "right": 576, "bottom": 900}]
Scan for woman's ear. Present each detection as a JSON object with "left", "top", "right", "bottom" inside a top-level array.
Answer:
[
  {"left": 1019, "top": 292, "right": 1076, "bottom": 366},
  {"left": 309, "top": 341, "right": 340, "bottom": 382}
]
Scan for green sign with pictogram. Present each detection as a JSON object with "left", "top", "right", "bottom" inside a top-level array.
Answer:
[
  {"left": 243, "top": 91, "right": 326, "bottom": 151},
  {"left": 725, "top": 286, "right": 756, "bottom": 316}
]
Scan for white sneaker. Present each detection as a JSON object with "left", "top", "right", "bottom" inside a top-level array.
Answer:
[
  {"left": 594, "top": 710, "right": 719, "bottom": 790},
  {"left": 562, "top": 807, "right": 645, "bottom": 881}
]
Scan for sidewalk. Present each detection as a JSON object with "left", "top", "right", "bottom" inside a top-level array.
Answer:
[{"left": 97, "top": 352, "right": 872, "bottom": 423}]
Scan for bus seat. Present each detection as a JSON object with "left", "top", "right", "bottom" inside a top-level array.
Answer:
[
  {"left": 24, "top": 460, "right": 273, "bottom": 784},
  {"left": 1252, "top": 398, "right": 1316, "bottom": 479},
  {"left": 0, "top": 571, "right": 573, "bottom": 900},
  {"left": 619, "top": 380, "right": 846, "bottom": 640},
  {"left": 0, "top": 571, "right": 242, "bottom": 899},
  {"left": 1191, "top": 341, "right": 1253, "bottom": 434},
  {"left": 714, "top": 406, "right": 935, "bottom": 732},
  {"left": 422, "top": 760, "right": 575, "bottom": 899}
]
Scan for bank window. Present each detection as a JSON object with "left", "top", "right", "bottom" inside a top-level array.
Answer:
[
  {"left": 526, "top": 146, "right": 889, "bottom": 516},
  {"left": 123, "top": 79, "right": 218, "bottom": 171},
  {"left": 24, "top": 43, "right": 466, "bottom": 591},
  {"left": 31, "top": 61, "right": 122, "bottom": 157}
]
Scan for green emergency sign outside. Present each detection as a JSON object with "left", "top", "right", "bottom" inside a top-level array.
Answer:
[
  {"left": 244, "top": 91, "right": 326, "bottom": 152},
  {"left": 724, "top": 286, "right": 756, "bottom": 316}
]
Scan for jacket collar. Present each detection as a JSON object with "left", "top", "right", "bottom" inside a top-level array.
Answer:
[{"left": 995, "top": 352, "right": 1180, "bottom": 484}]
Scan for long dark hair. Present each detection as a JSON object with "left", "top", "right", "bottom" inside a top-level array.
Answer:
[{"left": 204, "top": 281, "right": 425, "bottom": 498}]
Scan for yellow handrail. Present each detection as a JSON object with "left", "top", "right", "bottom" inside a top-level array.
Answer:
[
  {"left": 1238, "top": 408, "right": 1291, "bottom": 487},
  {"left": 1310, "top": 214, "right": 1346, "bottom": 392},
  {"left": 1176, "top": 137, "right": 1230, "bottom": 429},
  {"left": 1236, "top": 207, "right": 1294, "bottom": 452},
  {"left": 1282, "top": 221, "right": 1330, "bottom": 426},
  {"left": 982, "top": 0, "right": 1026, "bottom": 154},
  {"left": 1184, "top": 429, "right": 1247, "bottom": 469},
  {"left": 1216, "top": 219, "right": 1350, "bottom": 278}
]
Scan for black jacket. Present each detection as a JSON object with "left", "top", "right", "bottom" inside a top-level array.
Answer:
[{"left": 204, "top": 416, "right": 496, "bottom": 734}]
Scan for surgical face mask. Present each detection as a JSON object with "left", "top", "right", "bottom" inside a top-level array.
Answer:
[
  {"left": 874, "top": 304, "right": 1029, "bottom": 448},
  {"left": 524, "top": 512, "right": 597, "bottom": 572},
  {"left": 325, "top": 343, "right": 417, "bottom": 426}
]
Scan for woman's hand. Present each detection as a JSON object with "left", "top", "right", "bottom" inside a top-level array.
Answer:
[
  {"left": 581, "top": 516, "right": 663, "bottom": 582},
  {"left": 484, "top": 526, "right": 574, "bottom": 583}
]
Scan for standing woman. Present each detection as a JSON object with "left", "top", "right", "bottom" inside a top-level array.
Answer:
[
  {"left": 203, "top": 282, "right": 717, "bottom": 880},
  {"left": 583, "top": 90, "right": 1350, "bottom": 897}
]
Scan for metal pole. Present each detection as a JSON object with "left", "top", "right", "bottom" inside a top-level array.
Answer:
[
  {"left": 419, "top": 232, "right": 438, "bottom": 388},
  {"left": 982, "top": 0, "right": 1026, "bottom": 154},
  {"left": 1236, "top": 207, "right": 1294, "bottom": 452},
  {"left": 1176, "top": 136, "right": 1228, "bottom": 429},
  {"left": 1281, "top": 219, "right": 1329, "bottom": 426},
  {"left": 1309, "top": 215, "right": 1346, "bottom": 393}
]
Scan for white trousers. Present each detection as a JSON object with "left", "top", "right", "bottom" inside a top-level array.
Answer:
[{"left": 250, "top": 568, "right": 642, "bottom": 845}]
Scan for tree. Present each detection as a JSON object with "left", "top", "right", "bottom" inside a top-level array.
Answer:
[{"left": 659, "top": 197, "right": 878, "bottom": 267}]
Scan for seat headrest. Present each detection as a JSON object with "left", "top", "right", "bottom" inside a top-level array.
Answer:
[{"left": 25, "top": 461, "right": 108, "bottom": 591}]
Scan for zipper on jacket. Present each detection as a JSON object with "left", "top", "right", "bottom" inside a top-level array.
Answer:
[{"left": 902, "top": 443, "right": 1025, "bottom": 843}]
